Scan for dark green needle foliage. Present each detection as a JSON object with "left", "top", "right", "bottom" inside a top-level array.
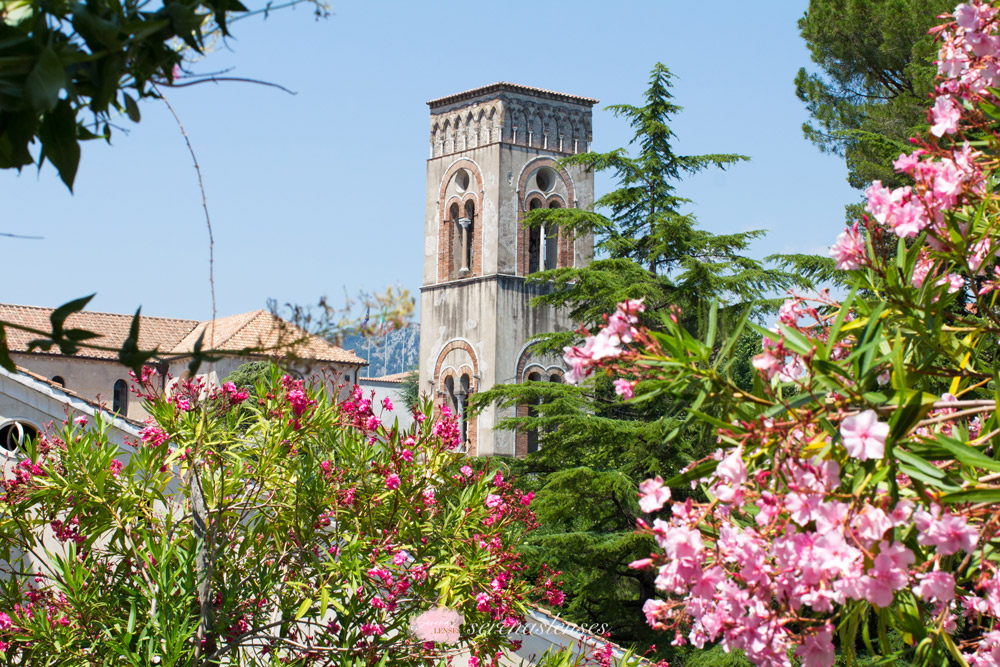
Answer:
[{"left": 795, "top": 0, "right": 954, "bottom": 194}]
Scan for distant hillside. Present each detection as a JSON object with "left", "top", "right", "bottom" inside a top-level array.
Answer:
[{"left": 342, "top": 324, "right": 419, "bottom": 378}]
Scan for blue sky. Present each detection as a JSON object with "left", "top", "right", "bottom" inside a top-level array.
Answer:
[{"left": 0, "top": 0, "right": 859, "bottom": 322}]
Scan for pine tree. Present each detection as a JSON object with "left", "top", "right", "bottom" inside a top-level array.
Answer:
[
  {"left": 477, "top": 64, "right": 821, "bottom": 658},
  {"left": 795, "top": 0, "right": 953, "bottom": 191}
]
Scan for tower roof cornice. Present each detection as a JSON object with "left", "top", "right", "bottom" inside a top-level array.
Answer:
[{"left": 427, "top": 82, "right": 598, "bottom": 110}]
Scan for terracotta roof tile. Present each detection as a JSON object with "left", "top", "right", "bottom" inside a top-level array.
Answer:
[
  {"left": 0, "top": 303, "right": 198, "bottom": 360},
  {"left": 172, "top": 310, "right": 366, "bottom": 365},
  {"left": 0, "top": 303, "right": 364, "bottom": 366},
  {"left": 360, "top": 371, "right": 415, "bottom": 384}
]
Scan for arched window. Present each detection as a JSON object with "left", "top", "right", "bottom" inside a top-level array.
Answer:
[
  {"left": 526, "top": 371, "right": 542, "bottom": 454},
  {"left": 462, "top": 200, "right": 475, "bottom": 275},
  {"left": 544, "top": 201, "right": 561, "bottom": 270},
  {"left": 527, "top": 198, "right": 543, "bottom": 273},
  {"left": 51, "top": 376, "right": 65, "bottom": 387},
  {"left": 458, "top": 373, "right": 471, "bottom": 446},
  {"left": 444, "top": 376, "right": 457, "bottom": 413},
  {"left": 113, "top": 379, "right": 128, "bottom": 415},
  {"left": 0, "top": 421, "right": 38, "bottom": 455},
  {"left": 449, "top": 203, "right": 462, "bottom": 278}
]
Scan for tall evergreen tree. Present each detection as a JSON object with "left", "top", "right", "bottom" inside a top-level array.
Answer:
[
  {"left": 477, "top": 64, "right": 819, "bottom": 658},
  {"left": 795, "top": 0, "right": 953, "bottom": 191}
]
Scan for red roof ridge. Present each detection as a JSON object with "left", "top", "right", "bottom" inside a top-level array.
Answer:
[
  {"left": 0, "top": 302, "right": 199, "bottom": 326},
  {"left": 198, "top": 310, "right": 267, "bottom": 349}
]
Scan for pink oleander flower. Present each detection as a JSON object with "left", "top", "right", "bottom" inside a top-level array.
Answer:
[
  {"left": 860, "top": 541, "right": 914, "bottom": 608},
  {"left": 73, "top": 416, "right": 87, "bottom": 426},
  {"left": 109, "top": 460, "right": 123, "bottom": 477},
  {"left": 485, "top": 494, "right": 503, "bottom": 508},
  {"left": 914, "top": 571, "right": 956, "bottom": 603},
  {"left": 914, "top": 505, "right": 978, "bottom": 555},
  {"left": 400, "top": 449, "right": 413, "bottom": 462},
  {"left": 893, "top": 151, "right": 922, "bottom": 174},
  {"left": 931, "top": 95, "right": 962, "bottom": 137},
  {"left": 839, "top": 409, "right": 889, "bottom": 461},
  {"left": 614, "top": 378, "right": 635, "bottom": 399},
  {"left": 913, "top": 253, "right": 935, "bottom": 289},
  {"left": 713, "top": 447, "right": 747, "bottom": 504},
  {"left": 638, "top": 476, "right": 671, "bottom": 513},
  {"left": 382, "top": 397, "right": 393, "bottom": 411},
  {"left": 795, "top": 624, "right": 835, "bottom": 667},
  {"left": 385, "top": 473, "right": 400, "bottom": 490},
  {"left": 829, "top": 223, "right": 866, "bottom": 270},
  {"left": 936, "top": 272, "right": 965, "bottom": 294},
  {"left": 460, "top": 465, "right": 473, "bottom": 477}
]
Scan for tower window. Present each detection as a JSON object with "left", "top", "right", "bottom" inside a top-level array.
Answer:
[
  {"left": 526, "top": 371, "right": 542, "bottom": 454},
  {"left": 544, "top": 201, "right": 561, "bottom": 270},
  {"left": 444, "top": 374, "right": 471, "bottom": 450},
  {"left": 535, "top": 167, "right": 556, "bottom": 193},
  {"left": 458, "top": 373, "right": 471, "bottom": 446},
  {"left": 113, "top": 379, "right": 128, "bottom": 415},
  {"left": 527, "top": 198, "right": 543, "bottom": 274},
  {"left": 461, "top": 200, "right": 475, "bottom": 275}
]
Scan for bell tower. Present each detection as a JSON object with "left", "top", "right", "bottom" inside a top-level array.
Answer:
[{"left": 418, "top": 83, "right": 596, "bottom": 457}]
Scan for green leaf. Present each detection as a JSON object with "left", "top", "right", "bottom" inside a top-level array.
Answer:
[
  {"left": 887, "top": 390, "right": 934, "bottom": 444},
  {"left": 294, "top": 597, "right": 312, "bottom": 621},
  {"left": 0, "top": 325, "right": 15, "bottom": 373},
  {"left": 123, "top": 93, "right": 141, "bottom": 123},
  {"left": 663, "top": 459, "right": 719, "bottom": 487},
  {"left": 50, "top": 295, "right": 94, "bottom": 333},
  {"left": 320, "top": 586, "right": 330, "bottom": 619},
  {"left": 939, "top": 488, "right": 1000, "bottom": 505},
  {"left": 893, "top": 449, "right": 947, "bottom": 480},
  {"left": 25, "top": 47, "right": 66, "bottom": 113},
  {"left": 934, "top": 435, "right": 1000, "bottom": 473},
  {"left": 39, "top": 100, "right": 81, "bottom": 191},
  {"left": 119, "top": 308, "right": 156, "bottom": 374}
]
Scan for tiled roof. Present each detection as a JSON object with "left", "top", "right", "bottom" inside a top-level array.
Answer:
[
  {"left": 359, "top": 371, "right": 415, "bottom": 384},
  {"left": 0, "top": 304, "right": 364, "bottom": 365},
  {"left": 427, "top": 82, "right": 598, "bottom": 109},
  {"left": 173, "top": 310, "right": 366, "bottom": 365},
  {"left": 0, "top": 303, "right": 198, "bottom": 361}
]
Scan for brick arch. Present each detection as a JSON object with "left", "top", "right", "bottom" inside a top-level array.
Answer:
[
  {"left": 515, "top": 343, "right": 567, "bottom": 383},
  {"left": 433, "top": 339, "right": 479, "bottom": 397},
  {"left": 514, "top": 342, "right": 539, "bottom": 385},
  {"left": 516, "top": 157, "right": 577, "bottom": 276},
  {"left": 516, "top": 156, "right": 575, "bottom": 203},
  {"left": 514, "top": 344, "right": 566, "bottom": 458},
  {"left": 433, "top": 339, "right": 479, "bottom": 456},
  {"left": 438, "top": 160, "right": 485, "bottom": 283},
  {"left": 545, "top": 193, "right": 567, "bottom": 209}
]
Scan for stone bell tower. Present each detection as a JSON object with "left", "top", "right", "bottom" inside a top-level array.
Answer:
[{"left": 418, "top": 83, "right": 596, "bottom": 457}]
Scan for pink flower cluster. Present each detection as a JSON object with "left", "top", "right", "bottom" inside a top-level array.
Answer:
[
  {"left": 636, "top": 441, "right": 983, "bottom": 667},
  {"left": 563, "top": 299, "right": 645, "bottom": 384},
  {"left": 830, "top": 1, "right": 1000, "bottom": 290},
  {"left": 828, "top": 222, "right": 866, "bottom": 270}
]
